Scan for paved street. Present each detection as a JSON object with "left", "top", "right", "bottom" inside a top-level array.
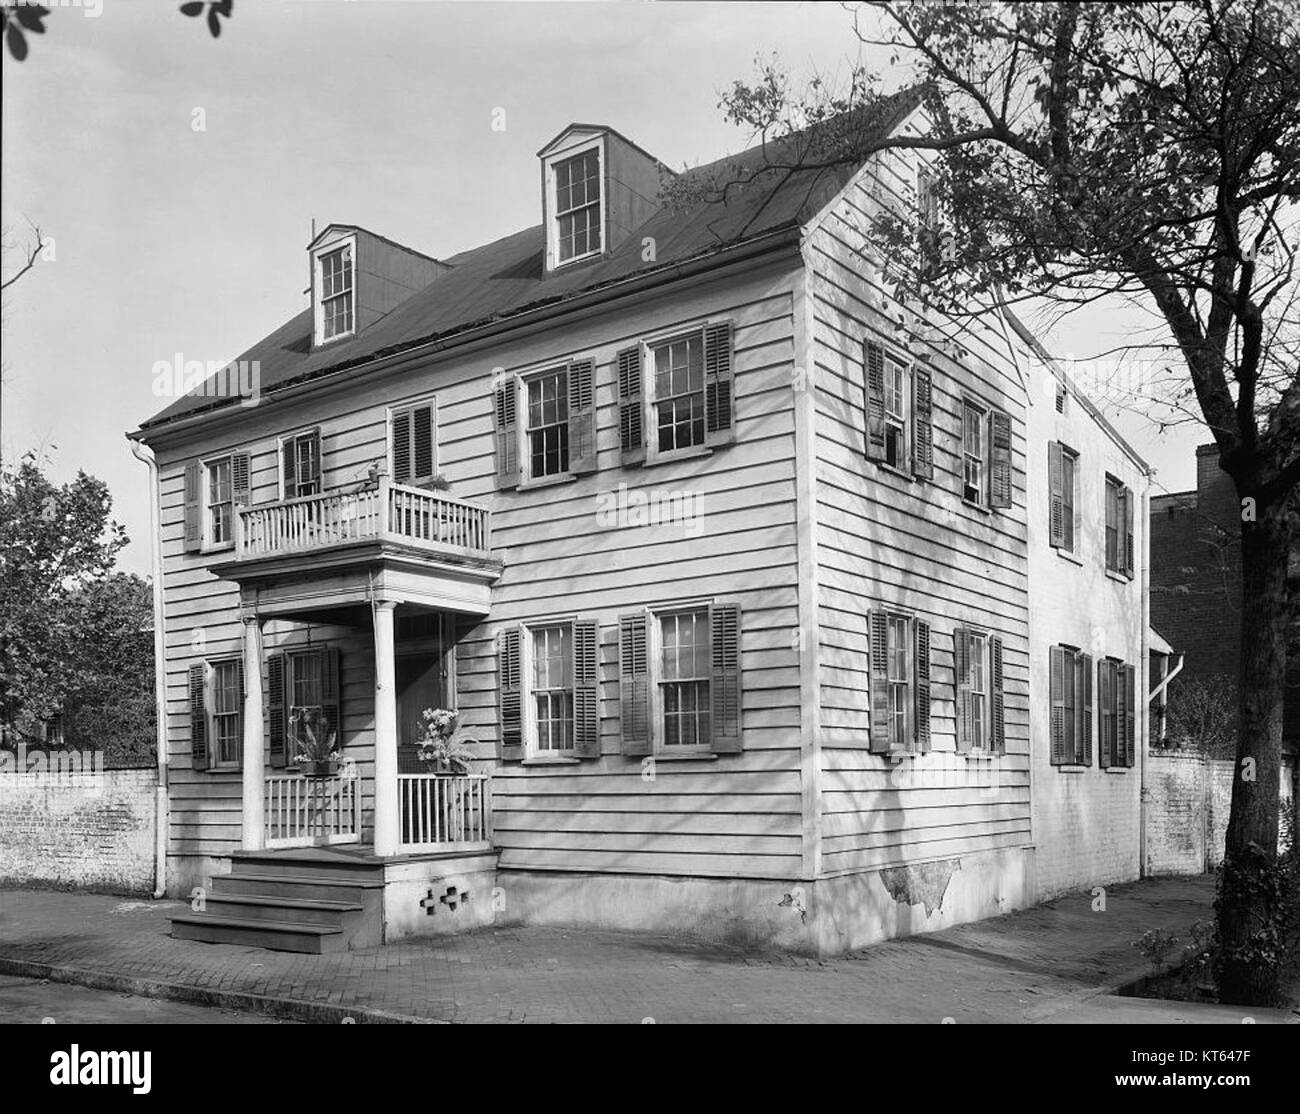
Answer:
[
  {"left": 0, "top": 876, "right": 1295, "bottom": 1023},
  {"left": 0, "top": 973, "right": 286, "bottom": 1024}
]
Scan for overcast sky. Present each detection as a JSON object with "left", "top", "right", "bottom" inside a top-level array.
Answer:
[{"left": 1, "top": 0, "right": 1205, "bottom": 576}]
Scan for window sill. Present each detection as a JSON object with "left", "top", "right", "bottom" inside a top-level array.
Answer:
[
  {"left": 1053, "top": 764, "right": 1089, "bottom": 773},
  {"left": 649, "top": 751, "right": 718, "bottom": 762},
  {"left": 314, "top": 330, "right": 356, "bottom": 349},
  {"left": 876, "top": 462, "right": 915, "bottom": 482},
  {"left": 1051, "top": 544, "right": 1082, "bottom": 565},
  {"left": 1103, "top": 766, "right": 1133, "bottom": 775},
  {"left": 961, "top": 497, "right": 991, "bottom": 515},
  {"left": 516, "top": 473, "right": 578, "bottom": 493},
  {"left": 521, "top": 756, "right": 580, "bottom": 766},
  {"left": 964, "top": 750, "right": 1000, "bottom": 760},
  {"left": 201, "top": 543, "right": 236, "bottom": 556},
  {"left": 1104, "top": 569, "right": 1134, "bottom": 585},
  {"left": 643, "top": 446, "right": 713, "bottom": 467}
]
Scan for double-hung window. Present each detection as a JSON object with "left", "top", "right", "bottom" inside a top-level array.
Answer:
[
  {"left": 660, "top": 609, "right": 712, "bottom": 748},
  {"left": 207, "top": 457, "right": 233, "bottom": 547},
  {"left": 1105, "top": 476, "right": 1135, "bottom": 577},
  {"left": 962, "top": 400, "right": 986, "bottom": 505},
  {"left": 210, "top": 659, "right": 242, "bottom": 769},
  {"left": 281, "top": 429, "right": 322, "bottom": 500},
  {"left": 527, "top": 368, "right": 570, "bottom": 478},
  {"left": 883, "top": 357, "right": 908, "bottom": 470},
  {"left": 652, "top": 333, "right": 707, "bottom": 454},
  {"left": 320, "top": 245, "right": 354, "bottom": 341},
  {"left": 554, "top": 149, "right": 602, "bottom": 264},
  {"left": 1049, "top": 644, "right": 1093, "bottom": 766},
  {"left": 886, "top": 614, "right": 913, "bottom": 749},
  {"left": 533, "top": 624, "right": 575, "bottom": 753},
  {"left": 1097, "top": 658, "right": 1135, "bottom": 768}
]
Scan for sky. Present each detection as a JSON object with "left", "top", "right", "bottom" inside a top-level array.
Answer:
[{"left": 1, "top": 0, "right": 1206, "bottom": 576}]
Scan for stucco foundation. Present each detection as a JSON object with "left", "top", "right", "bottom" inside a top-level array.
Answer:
[{"left": 383, "top": 850, "right": 499, "bottom": 940}]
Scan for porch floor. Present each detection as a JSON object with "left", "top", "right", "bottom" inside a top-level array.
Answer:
[{"left": 233, "top": 843, "right": 493, "bottom": 867}]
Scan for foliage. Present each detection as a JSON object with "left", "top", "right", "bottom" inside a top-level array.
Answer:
[
  {"left": 1164, "top": 673, "right": 1238, "bottom": 757},
  {"left": 1213, "top": 832, "right": 1300, "bottom": 1004},
  {"left": 0, "top": 452, "right": 156, "bottom": 763},
  {"left": 415, "top": 708, "right": 474, "bottom": 772},
  {"left": 1, "top": 1, "right": 233, "bottom": 62},
  {"left": 290, "top": 706, "right": 339, "bottom": 766}
]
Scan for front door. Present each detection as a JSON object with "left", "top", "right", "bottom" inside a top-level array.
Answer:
[{"left": 396, "top": 613, "right": 449, "bottom": 772}]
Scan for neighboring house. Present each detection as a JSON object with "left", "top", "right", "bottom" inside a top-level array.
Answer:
[{"left": 128, "top": 91, "right": 1150, "bottom": 955}]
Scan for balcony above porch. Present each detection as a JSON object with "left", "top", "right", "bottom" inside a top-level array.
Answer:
[{"left": 211, "top": 478, "right": 501, "bottom": 619}]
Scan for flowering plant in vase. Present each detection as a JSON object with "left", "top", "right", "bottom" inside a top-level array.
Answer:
[
  {"left": 415, "top": 708, "right": 474, "bottom": 775},
  {"left": 291, "top": 707, "right": 341, "bottom": 776}
]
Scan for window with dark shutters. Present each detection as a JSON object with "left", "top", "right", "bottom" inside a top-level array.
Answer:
[
  {"left": 868, "top": 610, "right": 892, "bottom": 752},
  {"left": 1048, "top": 442, "right": 1065, "bottom": 547},
  {"left": 1120, "top": 662, "right": 1136, "bottom": 767},
  {"left": 268, "top": 653, "right": 287, "bottom": 768},
  {"left": 183, "top": 461, "right": 202, "bottom": 553},
  {"left": 1078, "top": 652, "right": 1094, "bottom": 766},
  {"left": 567, "top": 358, "right": 598, "bottom": 475},
  {"left": 915, "top": 619, "right": 932, "bottom": 751},
  {"left": 955, "top": 626, "right": 973, "bottom": 752},
  {"left": 189, "top": 662, "right": 208, "bottom": 769},
  {"left": 1123, "top": 487, "right": 1136, "bottom": 579},
  {"left": 990, "top": 635, "right": 1005, "bottom": 755},
  {"left": 1049, "top": 645, "right": 1066, "bottom": 765},
  {"left": 282, "top": 429, "right": 322, "bottom": 499},
  {"left": 391, "top": 401, "right": 437, "bottom": 485},
  {"left": 616, "top": 346, "right": 645, "bottom": 466},
  {"left": 710, "top": 603, "right": 742, "bottom": 753}
]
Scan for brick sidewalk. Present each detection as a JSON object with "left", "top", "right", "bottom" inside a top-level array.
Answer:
[{"left": 0, "top": 875, "right": 1284, "bottom": 1024}]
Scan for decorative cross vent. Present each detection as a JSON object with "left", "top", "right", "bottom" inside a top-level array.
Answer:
[{"left": 421, "top": 884, "right": 471, "bottom": 915}]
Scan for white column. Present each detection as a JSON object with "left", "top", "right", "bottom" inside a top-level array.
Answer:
[
  {"left": 240, "top": 614, "right": 266, "bottom": 851},
  {"left": 372, "top": 601, "right": 400, "bottom": 856}
]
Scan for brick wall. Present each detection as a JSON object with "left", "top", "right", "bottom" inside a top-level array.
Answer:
[{"left": 0, "top": 767, "right": 158, "bottom": 894}]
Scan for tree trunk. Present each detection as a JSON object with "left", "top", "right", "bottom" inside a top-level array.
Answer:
[{"left": 1215, "top": 496, "right": 1290, "bottom": 1006}]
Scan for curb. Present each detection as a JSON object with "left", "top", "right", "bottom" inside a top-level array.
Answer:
[{"left": 0, "top": 956, "right": 441, "bottom": 1025}]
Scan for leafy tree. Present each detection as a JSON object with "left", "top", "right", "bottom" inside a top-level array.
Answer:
[
  {"left": 0, "top": 452, "right": 153, "bottom": 762},
  {"left": 701, "top": 0, "right": 1298, "bottom": 1004}
]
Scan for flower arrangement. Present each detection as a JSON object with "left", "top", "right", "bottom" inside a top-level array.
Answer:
[
  {"left": 291, "top": 707, "right": 340, "bottom": 768},
  {"left": 415, "top": 708, "right": 474, "bottom": 774}
]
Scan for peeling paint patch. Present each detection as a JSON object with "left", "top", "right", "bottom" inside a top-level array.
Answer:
[{"left": 879, "top": 859, "right": 961, "bottom": 917}]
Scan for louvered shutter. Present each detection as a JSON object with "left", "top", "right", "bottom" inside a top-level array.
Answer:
[
  {"left": 1048, "top": 442, "right": 1065, "bottom": 547},
  {"left": 493, "top": 380, "right": 520, "bottom": 490},
  {"left": 391, "top": 409, "right": 412, "bottom": 483},
  {"left": 322, "top": 647, "right": 342, "bottom": 752},
  {"left": 567, "top": 358, "right": 598, "bottom": 475},
  {"left": 704, "top": 322, "right": 735, "bottom": 448},
  {"left": 498, "top": 627, "right": 523, "bottom": 761},
  {"left": 281, "top": 437, "right": 296, "bottom": 497},
  {"left": 1080, "top": 652, "right": 1094, "bottom": 766},
  {"left": 189, "top": 662, "right": 208, "bottom": 769},
  {"left": 912, "top": 367, "right": 934, "bottom": 480},
  {"left": 915, "top": 619, "right": 931, "bottom": 751},
  {"left": 710, "top": 604, "right": 742, "bottom": 753},
  {"left": 573, "top": 620, "right": 600, "bottom": 758},
  {"left": 1124, "top": 486, "right": 1135, "bottom": 578},
  {"left": 863, "top": 340, "right": 886, "bottom": 460},
  {"left": 183, "top": 460, "right": 202, "bottom": 553},
  {"left": 267, "top": 653, "right": 287, "bottom": 768},
  {"left": 868, "top": 611, "right": 892, "bottom": 753},
  {"left": 1049, "top": 646, "right": 1066, "bottom": 765},
  {"left": 1121, "top": 663, "right": 1136, "bottom": 766},
  {"left": 990, "top": 410, "right": 1013, "bottom": 509},
  {"left": 1099, "top": 659, "right": 1114, "bottom": 769},
  {"left": 413, "top": 404, "right": 435, "bottom": 482},
  {"left": 990, "top": 635, "right": 1005, "bottom": 755},
  {"left": 618, "top": 612, "right": 650, "bottom": 755},
  {"left": 231, "top": 452, "right": 251, "bottom": 509},
  {"left": 955, "top": 627, "right": 973, "bottom": 752},
  {"left": 616, "top": 346, "right": 645, "bottom": 466}
]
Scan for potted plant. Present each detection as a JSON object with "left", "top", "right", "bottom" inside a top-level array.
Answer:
[
  {"left": 291, "top": 707, "right": 341, "bottom": 777},
  {"left": 415, "top": 708, "right": 474, "bottom": 775}
]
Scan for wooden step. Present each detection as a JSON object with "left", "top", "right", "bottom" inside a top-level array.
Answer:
[
  {"left": 170, "top": 913, "right": 346, "bottom": 954},
  {"left": 213, "top": 871, "right": 384, "bottom": 905},
  {"left": 202, "top": 892, "right": 363, "bottom": 926},
  {"left": 228, "top": 851, "right": 385, "bottom": 881}
]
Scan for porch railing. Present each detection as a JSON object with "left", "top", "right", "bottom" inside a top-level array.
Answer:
[
  {"left": 265, "top": 774, "right": 360, "bottom": 848},
  {"left": 236, "top": 478, "right": 491, "bottom": 561},
  {"left": 397, "top": 774, "right": 491, "bottom": 852}
]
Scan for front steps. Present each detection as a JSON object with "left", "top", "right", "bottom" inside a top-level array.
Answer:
[{"left": 171, "top": 847, "right": 385, "bottom": 954}]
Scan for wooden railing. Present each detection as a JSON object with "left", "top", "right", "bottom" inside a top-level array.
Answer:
[
  {"left": 236, "top": 479, "right": 491, "bottom": 561},
  {"left": 265, "top": 774, "right": 360, "bottom": 848},
  {"left": 397, "top": 773, "right": 491, "bottom": 851}
]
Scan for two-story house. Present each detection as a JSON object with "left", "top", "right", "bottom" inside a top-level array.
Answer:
[{"left": 128, "top": 89, "right": 1149, "bottom": 955}]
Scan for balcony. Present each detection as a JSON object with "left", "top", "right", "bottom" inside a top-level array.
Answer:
[{"left": 213, "top": 478, "right": 500, "bottom": 620}]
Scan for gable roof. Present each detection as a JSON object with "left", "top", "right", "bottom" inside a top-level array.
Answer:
[{"left": 135, "top": 87, "right": 923, "bottom": 436}]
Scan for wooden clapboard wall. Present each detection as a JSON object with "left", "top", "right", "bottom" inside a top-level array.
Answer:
[
  {"left": 151, "top": 258, "right": 808, "bottom": 879},
  {"left": 805, "top": 126, "right": 1034, "bottom": 878}
]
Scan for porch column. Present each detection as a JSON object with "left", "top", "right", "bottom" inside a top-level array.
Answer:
[
  {"left": 372, "top": 600, "right": 400, "bottom": 856},
  {"left": 240, "top": 614, "right": 266, "bottom": 851}
]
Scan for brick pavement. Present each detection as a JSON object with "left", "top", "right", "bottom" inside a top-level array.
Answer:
[{"left": 1, "top": 875, "right": 1291, "bottom": 1023}]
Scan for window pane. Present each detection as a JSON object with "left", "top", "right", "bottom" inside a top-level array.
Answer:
[{"left": 533, "top": 624, "right": 572, "bottom": 690}]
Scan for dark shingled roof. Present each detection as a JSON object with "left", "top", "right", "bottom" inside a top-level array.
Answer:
[{"left": 138, "top": 88, "right": 922, "bottom": 433}]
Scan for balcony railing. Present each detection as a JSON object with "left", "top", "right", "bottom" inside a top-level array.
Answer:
[
  {"left": 235, "top": 478, "right": 491, "bottom": 562},
  {"left": 397, "top": 773, "right": 491, "bottom": 852}
]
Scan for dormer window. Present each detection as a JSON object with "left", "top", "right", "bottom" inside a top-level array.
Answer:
[
  {"left": 555, "top": 149, "right": 602, "bottom": 264},
  {"left": 320, "top": 245, "right": 354, "bottom": 341}
]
